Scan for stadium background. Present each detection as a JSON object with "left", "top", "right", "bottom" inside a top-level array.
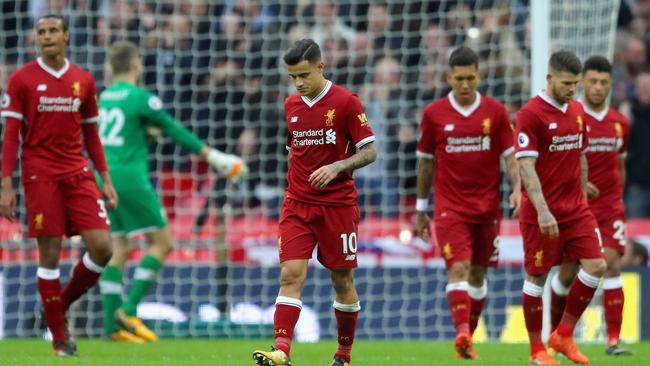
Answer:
[{"left": 1, "top": 0, "right": 649, "bottom": 345}]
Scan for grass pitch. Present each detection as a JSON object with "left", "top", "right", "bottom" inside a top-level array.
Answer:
[{"left": 0, "top": 339, "right": 647, "bottom": 366}]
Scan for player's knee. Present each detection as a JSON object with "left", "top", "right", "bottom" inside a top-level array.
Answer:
[
  {"left": 468, "top": 266, "right": 486, "bottom": 287},
  {"left": 153, "top": 237, "right": 174, "bottom": 257},
  {"left": 604, "top": 258, "right": 621, "bottom": 276},
  {"left": 448, "top": 261, "right": 470, "bottom": 282},
  {"left": 90, "top": 237, "right": 114, "bottom": 266},
  {"left": 330, "top": 270, "right": 354, "bottom": 293},
  {"left": 585, "top": 259, "right": 607, "bottom": 278},
  {"left": 279, "top": 266, "right": 306, "bottom": 289}
]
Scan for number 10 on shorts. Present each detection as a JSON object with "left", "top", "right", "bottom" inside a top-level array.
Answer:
[{"left": 340, "top": 232, "right": 358, "bottom": 254}]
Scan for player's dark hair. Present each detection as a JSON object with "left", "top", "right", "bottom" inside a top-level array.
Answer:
[
  {"left": 449, "top": 46, "right": 479, "bottom": 69},
  {"left": 109, "top": 41, "right": 140, "bottom": 75},
  {"left": 632, "top": 241, "right": 649, "bottom": 265},
  {"left": 549, "top": 50, "right": 582, "bottom": 75},
  {"left": 37, "top": 14, "right": 68, "bottom": 32},
  {"left": 283, "top": 39, "right": 321, "bottom": 66},
  {"left": 583, "top": 55, "right": 612, "bottom": 75}
]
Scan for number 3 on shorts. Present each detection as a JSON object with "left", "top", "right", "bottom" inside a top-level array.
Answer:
[
  {"left": 340, "top": 232, "right": 358, "bottom": 254},
  {"left": 97, "top": 199, "right": 110, "bottom": 224}
]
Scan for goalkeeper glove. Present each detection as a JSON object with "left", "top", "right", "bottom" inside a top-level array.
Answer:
[{"left": 206, "top": 148, "right": 248, "bottom": 181}]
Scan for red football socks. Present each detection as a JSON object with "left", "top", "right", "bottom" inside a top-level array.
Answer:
[
  {"left": 522, "top": 281, "right": 545, "bottom": 355},
  {"left": 602, "top": 277, "right": 624, "bottom": 345},
  {"left": 468, "top": 282, "right": 487, "bottom": 335},
  {"left": 273, "top": 296, "right": 302, "bottom": 357},
  {"left": 557, "top": 270, "right": 600, "bottom": 337},
  {"left": 62, "top": 253, "right": 103, "bottom": 311},
  {"left": 333, "top": 301, "right": 360, "bottom": 363},
  {"left": 446, "top": 282, "right": 471, "bottom": 334},
  {"left": 37, "top": 268, "right": 66, "bottom": 343},
  {"left": 550, "top": 273, "right": 569, "bottom": 332}
]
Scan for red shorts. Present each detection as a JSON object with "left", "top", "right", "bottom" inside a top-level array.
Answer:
[
  {"left": 434, "top": 219, "right": 500, "bottom": 269},
  {"left": 521, "top": 214, "right": 603, "bottom": 275},
  {"left": 278, "top": 198, "right": 360, "bottom": 269},
  {"left": 597, "top": 214, "right": 627, "bottom": 255},
  {"left": 23, "top": 168, "right": 110, "bottom": 238}
]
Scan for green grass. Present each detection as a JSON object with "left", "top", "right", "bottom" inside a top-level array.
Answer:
[{"left": 0, "top": 339, "right": 648, "bottom": 366}]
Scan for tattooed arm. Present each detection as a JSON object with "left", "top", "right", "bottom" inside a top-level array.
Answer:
[
  {"left": 415, "top": 157, "right": 435, "bottom": 240},
  {"left": 518, "top": 156, "right": 559, "bottom": 239},
  {"left": 308, "top": 142, "right": 377, "bottom": 188}
]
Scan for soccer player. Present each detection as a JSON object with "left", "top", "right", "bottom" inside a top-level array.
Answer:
[
  {"left": 96, "top": 41, "right": 247, "bottom": 343},
  {"left": 0, "top": 15, "right": 117, "bottom": 356},
  {"left": 548, "top": 56, "right": 631, "bottom": 356},
  {"left": 252, "top": 39, "right": 376, "bottom": 366},
  {"left": 516, "top": 50, "right": 607, "bottom": 365},
  {"left": 414, "top": 46, "right": 520, "bottom": 360}
]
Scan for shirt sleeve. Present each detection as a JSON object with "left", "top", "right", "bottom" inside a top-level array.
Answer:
[
  {"left": 1, "top": 73, "right": 26, "bottom": 121},
  {"left": 141, "top": 91, "right": 205, "bottom": 153},
  {"left": 345, "top": 94, "right": 375, "bottom": 150},
  {"left": 80, "top": 74, "right": 99, "bottom": 124},
  {"left": 416, "top": 106, "right": 436, "bottom": 160},
  {"left": 514, "top": 108, "right": 540, "bottom": 159},
  {"left": 498, "top": 103, "right": 515, "bottom": 157}
]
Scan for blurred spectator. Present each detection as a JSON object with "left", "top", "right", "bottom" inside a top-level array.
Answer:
[
  {"left": 622, "top": 240, "right": 649, "bottom": 267},
  {"left": 612, "top": 32, "right": 647, "bottom": 105},
  {"left": 310, "top": 1, "right": 355, "bottom": 46},
  {"left": 356, "top": 57, "right": 416, "bottom": 217},
  {"left": 623, "top": 70, "right": 650, "bottom": 218}
]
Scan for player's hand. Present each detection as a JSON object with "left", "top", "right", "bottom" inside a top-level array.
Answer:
[
  {"left": 414, "top": 211, "right": 432, "bottom": 241},
  {"left": 103, "top": 182, "right": 119, "bottom": 211},
  {"left": 585, "top": 181, "right": 600, "bottom": 199},
  {"left": 509, "top": 190, "right": 521, "bottom": 219},
  {"left": 206, "top": 148, "right": 248, "bottom": 182},
  {"left": 537, "top": 209, "right": 559, "bottom": 239},
  {"left": 309, "top": 162, "right": 342, "bottom": 188},
  {"left": 0, "top": 186, "right": 17, "bottom": 221}
]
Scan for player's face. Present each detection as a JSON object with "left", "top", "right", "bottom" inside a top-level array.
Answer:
[
  {"left": 447, "top": 65, "right": 480, "bottom": 106},
  {"left": 548, "top": 71, "right": 580, "bottom": 104},
  {"left": 36, "top": 18, "right": 69, "bottom": 58},
  {"left": 287, "top": 60, "right": 325, "bottom": 99},
  {"left": 582, "top": 70, "right": 611, "bottom": 107}
]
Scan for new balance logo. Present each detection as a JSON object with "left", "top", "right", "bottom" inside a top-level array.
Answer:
[
  {"left": 326, "top": 128, "right": 336, "bottom": 144},
  {"left": 345, "top": 254, "right": 356, "bottom": 261},
  {"left": 549, "top": 122, "right": 557, "bottom": 130},
  {"left": 37, "top": 84, "right": 47, "bottom": 91},
  {"left": 444, "top": 124, "right": 455, "bottom": 131},
  {"left": 290, "top": 116, "right": 298, "bottom": 123}
]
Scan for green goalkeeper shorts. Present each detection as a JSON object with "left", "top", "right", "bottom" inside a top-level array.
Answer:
[{"left": 96, "top": 170, "right": 167, "bottom": 236}]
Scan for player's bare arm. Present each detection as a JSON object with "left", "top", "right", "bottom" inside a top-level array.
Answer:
[
  {"left": 415, "top": 157, "right": 435, "bottom": 240},
  {"left": 504, "top": 153, "right": 522, "bottom": 218},
  {"left": 309, "top": 142, "right": 376, "bottom": 188},
  {"left": 518, "top": 157, "right": 559, "bottom": 239},
  {"left": 618, "top": 157, "right": 626, "bottom": 187},
  {"left": 0, "top": 176, "right": 17, "bottom": 221},
  {"left": 580, "top": 152, "right": 598, "bottom": 199},
  {"left": 99, "top": 172, "right": 118, "bottom": 210}
]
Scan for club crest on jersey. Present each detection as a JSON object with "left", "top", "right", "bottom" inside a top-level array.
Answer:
[
  {"left": 577, "top": 115, "right": 584, "bottom": 132},
  {"left": 357, "top": 113, "right": 369, "bottom": 127},
  {"left": 325, "top": 109, "right": 335, "bottom": 126},
  {"left": 482, "top": 118, "right": 491, "bottom": 135},
  {"left": 72, "top": 81, "right": 81, "bottom": 97},
  {"left": 615, "top": 122, "right": 622, "bottom": 137}
]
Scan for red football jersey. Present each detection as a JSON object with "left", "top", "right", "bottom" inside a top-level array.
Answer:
[
  {"left": 284, "top": 81, "right": 375, "bottom": 206},
  {"left": 515, "top": 93, "right": 592, "bottom": 224},
  {"left": 417, "top": 93, "right": 514, "bottom": 223},
  {"left": 0, "top": 58, "right": 99, "bottom": 180},
  {"left": 582, "top": 103, "right": 629, "bottom": 221}
]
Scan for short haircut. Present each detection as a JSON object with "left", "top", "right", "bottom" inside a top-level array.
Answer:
[
  {"left": 37, "top": 14, "right": 68, "bottom": 32},
  {"left": 109, "top": 41, "right": 139, "bottom": 75},
  {"left": 549, "top": 50, "right": 582, "bottom": 75},
  {"left": 583, "top": 55, "right": 612, "bottom": 75},
  {"left": 632, "top": 241, "right": 649, "bottom": 265},
  {"left": 283, "top": 39, "right": 321, "bottom": 66},
  {"left": 449, "top": 46, "right": 479, "bottom": 69}
]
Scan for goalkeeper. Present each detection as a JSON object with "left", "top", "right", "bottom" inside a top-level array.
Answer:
[{"left": 96, "top": 41, "right": 247, "bottom": 343}]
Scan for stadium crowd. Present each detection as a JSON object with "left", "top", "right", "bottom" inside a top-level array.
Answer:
[{"left": 0, "top": 0, "right": 649, "bottom": 222}]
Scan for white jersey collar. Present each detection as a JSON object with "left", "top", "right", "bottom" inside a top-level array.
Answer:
[
  {"left": 580, "top": 99, "right": 608, "bottom": 122},
  {"left": 301, "top": 80, "right": 332, "bottom": 108},
  {"left": 538, "top": 90, "right": 568, "bottom": 113},
  {"left": 448, "top": 91, "right": 481, "bottom": 117},
  {"left": 37, "top": 57, "right": 70, "bottom": 79}
]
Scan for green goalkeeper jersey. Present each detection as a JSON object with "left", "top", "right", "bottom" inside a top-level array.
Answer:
[{"left": 98, "top": 81, "right": 204, "bottom": 173}]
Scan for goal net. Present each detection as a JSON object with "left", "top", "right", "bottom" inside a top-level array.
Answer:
[{"left": 0, "top": 0, "right": 623, "bottom": 342}]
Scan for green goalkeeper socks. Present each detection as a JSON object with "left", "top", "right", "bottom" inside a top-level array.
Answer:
[
  {"left": 99, "top": 265, "right": 123, "bottom": 335},
  {"left": 122, "top": 255, "right": 162, "bottom": 317}
]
